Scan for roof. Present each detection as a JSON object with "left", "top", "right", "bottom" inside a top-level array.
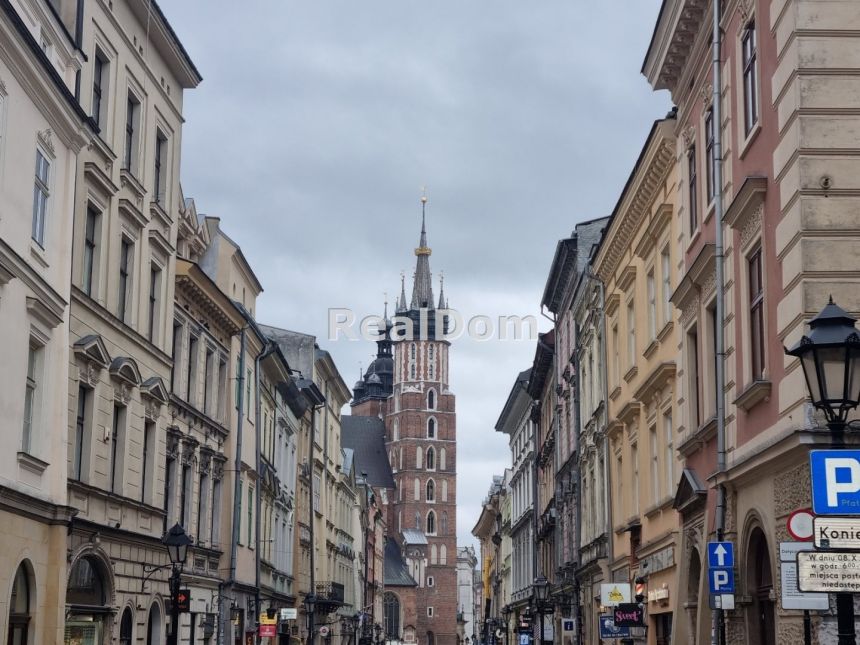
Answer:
[
  {"left": 384, "top": 539, "right": 417, "bottom": 587},
  {"left": 341, "top": 416, "right": 396, "bottom": 489},
  {"left": 401, "top": 529, "right": 428, "bottom": 545},
  {"left": 495, "top": 368, "right": 532, "bottom": 434},
  {"left": 527, "top": 330, "right": 555, "bottom": 399}
]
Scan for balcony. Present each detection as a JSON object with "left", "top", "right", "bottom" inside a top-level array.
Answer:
[{"left": 314, "top": 581, "right": 345, "bottom": 614}]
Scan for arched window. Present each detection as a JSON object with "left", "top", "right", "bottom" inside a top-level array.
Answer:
[
  {"left": 427, "top": 510, "right": 436, "bottom": 535},
  {"left": 67, "top": 556, "right": 107, "bottom": 606},
  {"left": 393, "top": 420, "right": 399, "bottom": 441},
  {"left": 410, "top": 364, "right": 416, "bottom": 379},
  {"left": 414, "top": 478, "right": 420, "bottom": 501},
  {"left": 439, "top": 448, "right": 446, "bottom": 470},
  {"left": 426, "top": 479, "right": 435, "bottom": 502},
  {"left": 431, "top": 544, "right": 438, "bottom": 565},
  {"left": 441, "top": 511, "right": 448, "bottom": 535},
  {"left": 426, "top": 447, "right": 435, "bottom": 470},
  {"left": 440, "top": 544, "right": 447, "bottom": 565},
  {"left": 8, "top": 561, "right": 32, "bottom": 645},
  {"left": 120, "top": 607, "right": 134, "bottom": 645},
  {"left": 146, "top": 602, "right": 163, "bottom": 645},
  {"left": 429, "top": 345, "right": 434, "bottom": 360},
  {"left": 399, "top": 447, "right": 403, "bottom": 470},
  {"left": 383, "top": 593, "right": 401, "bottom": 639},
  {"left": 416, "top": 446, "right": 423, "bottom": 469},
  {"left": 411, "top": 344, "right": 416, "bottom": 360},
  {"left": 414, "top": 512, "right": 420, "bottom": 530},
  {"left": 442, "top": 480, "right": 448, "bottom": 502},
  {"left": 427, "top": 390, "right": 435, "bottom": 410},
  {"left": 427, "top": 418, "right": 436, "bottom": 439}
]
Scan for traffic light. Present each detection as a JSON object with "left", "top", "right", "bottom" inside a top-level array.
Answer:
[{"left": 176, "top": 589, "right": 191, "bottom": 613}]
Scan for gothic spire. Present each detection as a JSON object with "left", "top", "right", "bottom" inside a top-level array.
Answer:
[
  {"left": 438, "top": 271, "right": 446, "bottom": 309},
  {"left": 397, "top": 272, "right": 407, "bottom": 313},
  {"left": 410, "top": 192, "right": 435, "bottom": 310}
]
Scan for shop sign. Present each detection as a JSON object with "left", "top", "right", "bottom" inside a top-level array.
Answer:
[
  {"left": 612, "top": 603, "right": 644, "bottom": 628},
  {"left": 647, "top": 587, "right": 669, "bottom": 603},
  {"left": 600, "top": 583, "right": 631, "bottom": 607},
  {"left": 797, "top": 551, "right": 860, "bottom": 593},
  {"left": 259, "top": 624, "right": 276, "bottom": 638},
  {"left": 280, "top": 608, "right": 298, "bottom": 620},
  {"left": 598, "top": 615, "right": 630, "bottom": 639}
]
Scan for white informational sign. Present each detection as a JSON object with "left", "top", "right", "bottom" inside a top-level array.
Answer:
[
  {"left": 797, "top": 551, "right": 860, "bottom": 593},
  {"left": 781, "top": 562, "right": 830, "bottom": 610},
  {"left": 814, "top": 516, "right": 860, "bottom": 549},
  {"left": 280, "top": 608, "right": 298, "bottom": 620},
  {"left": 600, "top": 583, "right": 631, "bottom": 607},
  {"left": 780, "top": 542, "right": 809, "bottom": 563}
]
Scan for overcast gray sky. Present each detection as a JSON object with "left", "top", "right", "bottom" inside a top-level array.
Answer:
[{"left": 162, "top": 0, "right": 670, "bottom": 551}]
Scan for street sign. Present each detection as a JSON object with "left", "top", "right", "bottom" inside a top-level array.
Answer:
[
  {"left": 612, "top": 604, "right": 645, "bottom": 628},
  {"left": 780, "top": 561, "right": 830, "bottom": 610},
  {"left": 561, "top": 620, "right": 574, "bottom": 633},
  {"left": 707, "top": 542, "right": 734, "bottom": 568},
  {"left": 798, "top": 550, "right": 860, "bottom": 593},
  {"left": 787, "top": 509, "right": 815, "bottom": 541},
  {"left": 259, "top": 624, "right": 276, "bottom": 638},
  {"left": 813, "top": 516, "right": 860, "bottom": 549},
  {"left": 600, "top": 583, "right": 631, "bottom": 606},
  {"left": 708, "top": 568, "right": 735, "bottom": 594},
  {"left": 598, "top": 615, "right": 630, "bottom": 639},
  {"left": 709, "top": 594, "right": 735, "bottom": 610},
  {"left": 176, "top": 589, "right": 191, "bottom": 613},
  {"left": 810, "top": 450, "right": 860, "bottom": 515},
  {"left": 259, "top": 613, "right": 276, "bottom": 626},
  {"left": 280, "top": 608, "right": 297, "bottom": 621}
]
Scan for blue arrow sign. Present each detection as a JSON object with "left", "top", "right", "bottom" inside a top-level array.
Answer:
[
  {"left": 709, "top": 568, "right": 735, "bottom": 593},
  {"left": 708, "top": 542, "right": 734, "bottom": 568},
  {"left": 811, "top": 450, "right": 860, "bottom": 515}
]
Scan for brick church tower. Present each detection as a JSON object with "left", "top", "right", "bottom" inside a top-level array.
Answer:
[{"left": 351, "top": 197, "right": 457, "bottom": 645}]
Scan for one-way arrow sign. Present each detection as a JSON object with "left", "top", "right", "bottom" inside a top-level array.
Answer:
[{"left": 708, "top": 542, "right": 734, "bottom": 568}]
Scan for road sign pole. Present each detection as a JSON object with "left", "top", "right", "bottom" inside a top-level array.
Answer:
[{"left": 837, "top": 592, "right": 856, "bottom": 645}]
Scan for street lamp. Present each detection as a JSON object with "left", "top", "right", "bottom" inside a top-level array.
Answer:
[
  {"left": 533, "top": 576, "right": 550, "bottom": 645},
  {"left": 373, "top": 622, "right": 382, "bottom": 645},
  {"left": 304, "top": 594, "right": 317, "bottom": 645},
  {"left": 163, "top": 523, "right": 192, "bottom": 645},
  {"left": 501, "top": 605, "right": 511, "bottom": 645},
  {"left": 786, "top": 296, "right": 860, "bottom": 645}
]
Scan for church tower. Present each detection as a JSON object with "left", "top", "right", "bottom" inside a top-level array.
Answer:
[
  {"left": 351, "top": 196, "right": 458, "bottom": 645},
  {"left": 387, "top": 195, "right": 457, "bottom": 645}
]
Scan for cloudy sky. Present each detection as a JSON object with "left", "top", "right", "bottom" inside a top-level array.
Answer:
[{"left": 161, "top": 0, "right": 670, "bottom": 550}]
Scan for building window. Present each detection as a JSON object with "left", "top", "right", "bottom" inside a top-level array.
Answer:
[
  {"left": 32, "top": 150, "right": 49, "bottom": 246},
  {"left": 247, "top": 486, "right": 254, "bottom": 545},
  {"left": 705, "top": 109, "right": 715, "bottom": 204},
  {"left": 428, "top": 389, "right": 435, "bottom": 409},
  {"left": 211, "top": 476, "right": 222, "bottom": 546},
  {"left": 198, "top": 469, "right": 209, "bottom": 541},
  {"left": 626, "top": 301, "right": 636, "bottom": 368},
  {"left": 611, "top": 323, "right": 619, "bottom": 386},
  {"left": 416, "top": 446, "right": 423, "bottom": 469},
  {"left": 217, "top": 357, "right": 227, "bottom": 420},
  {"left": 383, "top": 593, "right": 401, "bottom": 638},
  {"left": 426, "top": 479, "right": 435, "bottom": 502},
  {"left": 410, "top": 343, "right": 416, "bottom": 359},
  {"left": 427, "top": 576, "right": 434, "bottom": 587},
  {"left": 427, "top": 608, "right": 434, "bottom": 618},
  {"left": 647, "top": 271, "right": 656, "bottom": 340},
  {"left": 688, "top": 326, "right": 701, "bottom": 428},
  {"left": 123, "top": 92, "right": 140, "bottom": 173},
  {"left": 441, "top": 479, "right": 448, "bottom": 502},
  {"left": 171, "top": 321, "right": 182, "bottom": 393},
  {"left": 749, "top": 247, "right": 765, "bottom": 380},
  {"left": 664, "top": 411, "right": 674, "bottom": 494},
  {"left": 21, "top": 343, "right": 42, "bottom": 454},
  {"left": 203, "top": 348, "right": 214, "bottom": 414},
  {"left": 631, "top": 442, "right": 640, "bottom": 514},
  {"left": 82, "top": 205, "right": 99, "bottom": 296},
  {"left": 148, "top": 264, "right": 161, "bottom": 342},
  {"left": 426, "top": 447, "right": 436, "bottom": 470},
  {"left": 440, "top": 511, "right": 448, "bottom": 535},
  {"left": 117, "top": 238, "right": 132, "bottom": 322},
  {"left": 414, "top": 478, "right": 420, "bottom": 501},
  {"left": 187, "top": 335, "right": 198, "bottom": 404},
  {"left": 154, "top": 130, "right": 167, "bottom": 204},
  {"left": 164, "top": 447, "right": 176, "bottom": 531},
  {"left": 650, "top": 425, "right": 659, "bottom": 503},
  {"left": 73, "top": 385, "right": 91, "bottom": 480},
  {"left": 141, "top": 420, "right": 155, "bottom": 504},
  {"left": 110, "top": 405, "right": 126, "bottom": 493},
  {"left": 688, "top": 145, "right": 698, "bottom": 233},
  {"left": 8, "top": 562, "right": 31, "bottom": 645},
  {"left": 410, "top": 364, "right": 416, "bottom": 380},
  {"left": 426, "top": 511, "right": 436, "bottom": 535},
  {"left": 91, "top": 49, "right": 108, "bottom": 129},
  {"left": 661, "top": 249, "right": 671, "bottom": 325},
  {"left": 439, "top": 447, "right": 446, "bottom": 470},
  {"left": 742, "top": 21, "right": 759, "bottom": 135},
  {"left": 120, "top": 607, "right": 133, "bottom": 645},
  {"left": 427, "top": 417, "right": 436, "bottom": 439}
]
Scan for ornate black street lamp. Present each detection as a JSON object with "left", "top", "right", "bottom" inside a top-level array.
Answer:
[
  {"left": 533, "top": 576, "right": 550, "bottom": 645},
  {"left": 163, "top": 523, "right": 192, "bottom": 645},
  {"left": 373, "top": 622, "right": 383, "bottom": 645},
  {"left": 786, "top": 297, "right": 860, "bottom": 645},
  {"left": 304, "top": 594, "right": 317, "bottom": 645},
  {"left": 501, "top": 605, "right": 512, "bottom": 645}
]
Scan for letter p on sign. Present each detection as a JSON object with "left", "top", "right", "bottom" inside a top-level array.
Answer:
[{"left": 811, "top": 450, "right": 860, "bottom": 514}]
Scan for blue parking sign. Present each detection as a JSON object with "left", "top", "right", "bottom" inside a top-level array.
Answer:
[
  {"left": 709, "top": 568, "right": 735, "bottom": 593},
  {"left": 811, "top": 450, "right": 860, "bottom": 515}
]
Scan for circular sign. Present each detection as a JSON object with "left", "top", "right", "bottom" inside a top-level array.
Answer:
[
  {"left": 319, "top": 626, "right": 330, "bottom": 637},
  {"left": 787, "top": 508, "right": 815, "bottom": 541}
]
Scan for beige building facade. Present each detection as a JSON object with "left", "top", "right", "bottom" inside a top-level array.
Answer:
[
  {"left": 0, "top": 1, "right": 91, "bottom": 643},
  {"left": 593, "top": 116, "right": 681, "bottom": 645}
]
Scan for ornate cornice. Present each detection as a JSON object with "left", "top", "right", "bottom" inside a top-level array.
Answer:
[
  {"left": 642, "top": 0, "right": 709, "bottom": 93},
  {"left": 595, "top": 123, "right": 676, "bottom": 285}
]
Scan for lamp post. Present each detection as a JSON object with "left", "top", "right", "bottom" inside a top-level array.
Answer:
[
  {"left": 373, "top": 623, "right": 382, "bottom": 645},
  {"left": 163, "top": 523, "right": 192, "bottom": 645},
  {"left": 786, "top": 297, "right": 860, "bottom": 645},
  {"left": 501, "top": 605, "right": 511, "bottom": 645},
  {"left": 533, "top": 576, "right": 550, "bottom": 645},
  {"left": 304, "top": 594, "right": 317, "bottom": 645}
]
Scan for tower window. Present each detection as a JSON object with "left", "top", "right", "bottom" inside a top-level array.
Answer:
[
  {"left": 426, "top": 447, "right": 435, "bottom": 470},
  {"left": 426, "top": 511, "right": 436, "bottom": 535},
  {"left": 427, "top": 390, "right": 435, "bottom": 409},
  {"left": 427, "top": 418, "right": 436, "bottom": 439}
]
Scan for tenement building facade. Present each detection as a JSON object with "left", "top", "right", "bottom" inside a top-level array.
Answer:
[{"left": 349, "top": 199, "right": 459, "bottom": 645}]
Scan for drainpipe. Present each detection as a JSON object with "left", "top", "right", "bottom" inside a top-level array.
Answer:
[
  {"left": 711, "top": 0, "right": 727, "bottom": 642},
  {"left": 255, "top": 341, "right": 278, "bottom": 644},
  {"left": 592, "top": 275, "right": 613, "bottom": 570},
  {"left": 229, "top": 327, "right": 247, "bottom": 636},
  {"left": 570, "top": 320, "right": 582, "bottom": 645}
]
